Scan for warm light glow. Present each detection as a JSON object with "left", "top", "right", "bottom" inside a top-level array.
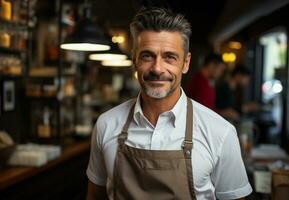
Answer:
[
  {"left": 60, "top": 43, "right": 110, "bottom": 51},
  {"left": 262, "top": 81, "right": 270, "bottom": 93},
  {"left": 112, "top": 36, "right": 125, "bottom": 44},
  {"left": 222, "top": 52, "right": 237, "bottom": 63},
  {"left": 89, "top": 53, "right": 127, "bottom": 61},
  {"left": 101, "top": 59, "right": 132, "bottom": 67},
  {"left": 272, "top": 82, "right": 283, "bottom": 93},
  {"left": 262, "top": 80, "right": 283, "bottom": 95},
  {"left": 228, "top": 41, "right": 242, "bottom": 49},
  {"left": 134, "top": 71, "right": 138, "bottom": 80}
]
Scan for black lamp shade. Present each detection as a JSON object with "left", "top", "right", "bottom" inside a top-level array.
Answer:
[{"left": 61, "top": 18, "right": 111, "bottom": 51}]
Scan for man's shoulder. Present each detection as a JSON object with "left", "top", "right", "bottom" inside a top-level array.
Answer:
[{"left": 191, "top": 99, "right": 234, "bottom": 132}]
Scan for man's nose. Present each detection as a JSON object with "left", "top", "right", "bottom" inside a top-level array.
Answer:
[{"left": 150, "top": 57, "right": 163, "bottom": 73}]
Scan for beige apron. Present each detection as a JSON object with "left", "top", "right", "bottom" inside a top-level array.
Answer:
[{"left": 113, "top": 97, "right": 196, "bottom": 200}]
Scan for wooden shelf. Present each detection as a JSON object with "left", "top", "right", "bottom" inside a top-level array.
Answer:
[
  {"left": 0, "top": 19, "right": 27, "bottom": 30},
  {"left": 0, "top": 47, "right": 25, "bottom": 55},
  {"left": 29, "top": 67, "right": 76, "bottom": 78},
  {"left": 29, "top": 67, "right": 57, "bottom": 78},
  {"left": 0, "top": 139, "right": 90, "bottom": 191}
]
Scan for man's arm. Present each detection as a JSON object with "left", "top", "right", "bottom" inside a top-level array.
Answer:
[
  {"left": 87, "top": 180, "right": 108, "bottom": 200},
  {"left": 212, "top": 126, "right": 252, "bottom": 199}
]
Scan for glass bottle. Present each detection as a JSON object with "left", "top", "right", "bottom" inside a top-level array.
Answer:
[
  {"left": 37, "top": 106, "right": 52, "bottom": 138},
  {"left": 1, "top": 0, "right": 12, "bottom": 21}
]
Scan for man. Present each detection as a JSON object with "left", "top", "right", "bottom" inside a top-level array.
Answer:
[
  {"left": 185, "top": 53, "right": 225, "bottom": 111},
  {"left": 87, "top": 7, "right": 252, "bottom": 200},
  {"left": 216, "top": 65, "right": 258, "bottom": 121}
]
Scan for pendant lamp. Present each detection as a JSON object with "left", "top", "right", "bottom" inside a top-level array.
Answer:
[
  {"left": 101, "top": 59, "right": 132, "bottom": 67},
  {"left": 89, "top": 43, "right": 127, "bottom": 61},
  {"left": 60, "top": 1, "right": 110, "bottom": 51}
]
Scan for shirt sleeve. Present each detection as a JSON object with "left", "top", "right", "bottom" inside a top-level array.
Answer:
[
  {"left": 86, "top": 119, "right": 107, "bottom": 186},
  {"left": 211, "top": 126, "right": 252, "bottom": 200}
]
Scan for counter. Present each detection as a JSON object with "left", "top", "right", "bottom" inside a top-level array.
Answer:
[{"left": 0, "top": 139, "right": 90, "bottom": 199}]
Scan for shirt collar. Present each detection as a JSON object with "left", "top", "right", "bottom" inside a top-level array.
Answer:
[
  {"left": 133, "top": 88, "right": 187, "bottom": 128},
  {"left": 133, "top": 92, "right": 143, "bottom": 126},
  {"left": 170, "top": 88, "right": 187, "bottom": 127}
]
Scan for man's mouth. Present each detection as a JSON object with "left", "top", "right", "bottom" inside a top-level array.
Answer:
[{"left": 143, "top": 72, "right": 173, "bottom": 82}]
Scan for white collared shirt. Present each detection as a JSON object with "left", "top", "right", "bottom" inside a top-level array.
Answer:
[{"left": 87, "top": 89, "right": 252, "bottom": 200}]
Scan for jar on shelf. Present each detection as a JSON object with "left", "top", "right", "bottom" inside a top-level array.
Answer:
[
  {"left": 0, "top": 30, "right": 11, "bottom": 48},
  {"left": 1, "top": 0, "right": 12, "bottom": 21},
  {"left": 37, "top": 106, "right": 52, "bottom": 138}
]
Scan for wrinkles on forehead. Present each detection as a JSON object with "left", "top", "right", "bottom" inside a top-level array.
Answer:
[{"left": 134, "top": 31, "right": 185, "bottom": 60}]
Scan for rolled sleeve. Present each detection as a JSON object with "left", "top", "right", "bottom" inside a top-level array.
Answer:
[
  {"left": 212, "top": 126, "right": 252, "bottom": 199},
  {"left": 86, "top": 119, "right": 107, "bottom": 186},
  {"left": 216, "top": 183, "right": 252, "bottom": 200}
]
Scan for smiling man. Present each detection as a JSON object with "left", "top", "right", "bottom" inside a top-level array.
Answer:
[{"left": 86, "top": 7, "right": 252, "bottom": 200}]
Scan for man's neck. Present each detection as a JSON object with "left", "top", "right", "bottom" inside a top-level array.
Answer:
[{"left": 140, "top": 88, "right": 181, "bottom": 126}]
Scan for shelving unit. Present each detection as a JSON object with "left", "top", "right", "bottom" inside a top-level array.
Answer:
[
  {"left": 0, "top": 0, "right": 30, "bottom": 143},
  {"left": 0, "top": 0, "right": 88, "bottom": 144},
  {"left": 22, "top": 0, "right": 80, "bottom": 143}
]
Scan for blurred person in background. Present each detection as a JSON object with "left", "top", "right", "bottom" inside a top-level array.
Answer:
[
  {"left": 216, "top": 64, "right": 259, "bottom": 121},
  {"left": 185, "top": 53, "right": 225, "bottom": 111}
]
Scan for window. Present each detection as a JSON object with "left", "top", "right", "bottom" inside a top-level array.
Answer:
[{"left": 258, "top": 31, "right": 287, "bottom": 142}]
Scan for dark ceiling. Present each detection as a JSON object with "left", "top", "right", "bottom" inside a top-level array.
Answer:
[
  {"left": 91, "top": 0, "right": 226, "bottom": 45},
  {"left": 37, "top": 0, "right": 289, "bottom": 49}
]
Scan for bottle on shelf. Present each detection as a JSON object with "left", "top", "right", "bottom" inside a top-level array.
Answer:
[
  {"left": 37, "top": 106, "right": 52, "bottom": 138},
  {"left": 0, "top": 29, "right": 11, "bottom": 48},
  {"left": 0, "top": 0, "right": 12, "bottom": 21}
]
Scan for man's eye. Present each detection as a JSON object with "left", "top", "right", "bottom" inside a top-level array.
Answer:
[
  {"left": 165, "top": 55, "right": 177, "bottom": 61},
  {"left": 140, "top": 54, "right": 153, "bottom": 60}
]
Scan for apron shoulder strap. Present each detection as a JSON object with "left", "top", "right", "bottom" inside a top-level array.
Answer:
[
  {"left": 118, "top": 99, "right": 136, "bottom": 144},
  {"left": 182, "top": 97, "right": 193, "bottom": 152}
]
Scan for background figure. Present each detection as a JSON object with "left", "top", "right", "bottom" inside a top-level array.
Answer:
[
  {"left": 216, "top": 64, "right": 258, "bottom": 121},
  {"left": 185, "top": 53, "right": 225, "bottom": 111}
]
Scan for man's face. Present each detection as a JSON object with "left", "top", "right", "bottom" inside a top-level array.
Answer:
[{"left": 133, "top": 31, "right": 191, "bottom": 99}]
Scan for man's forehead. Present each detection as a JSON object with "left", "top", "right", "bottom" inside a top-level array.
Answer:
[
  {"left": 135, "top": 31, "right": 184, "bottom": 52},
  {"left": 137, "top": 30, "right": 182, "bottom": 42}
]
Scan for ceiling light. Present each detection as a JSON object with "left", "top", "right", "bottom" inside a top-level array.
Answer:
[
  {"left": 112, "top": 36, "right": 125, "bottom": 44},
  {"left": 101, "top": 59, "right": 132, "bottom": 67},
  {"left": 89, "top": 43, "right": 127, "bottom": 61},
  {"left": 89, "top": 53, "right": 127, "bottom": 61},
  {"left": 222, "top": 52, "right": 237, "bottom": 63},
  {"left": 61, "top": 2, "right": 110, "bottom": 51},
  {"left": 61, "top": 43, "right": 110, "bottom": 51},
  {"left": 228, "top": 41, "right": 242, "bottom": 49}
]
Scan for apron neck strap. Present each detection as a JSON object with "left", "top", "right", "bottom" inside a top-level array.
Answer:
[
  {"left": 182, "top": 97, "right": 193, "bottom": 150},
  {"left": 118, "top": 99, "right": 136, "bottom": 144}
]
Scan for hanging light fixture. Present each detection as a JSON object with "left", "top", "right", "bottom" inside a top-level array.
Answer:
[
  {"left": 101, "top": 59, "right": 132, "bottom": 67},
  {"left": 60, "top": 0, "right": 110, "bottom": 51},
  {"left": 89, "top": 43, "right": 127, "bottom": 61}
]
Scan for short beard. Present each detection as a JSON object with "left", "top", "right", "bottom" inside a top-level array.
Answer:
[
  {"left": 144, "top": 87, "right": 170, "bottom": 99},
  {"left": 141, "top": 71, "right": 176, "bottom": 99}
]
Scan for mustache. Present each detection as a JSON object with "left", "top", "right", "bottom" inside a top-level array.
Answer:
[{"left": 143, "top": 72, "right": 173, "bottom": 81}]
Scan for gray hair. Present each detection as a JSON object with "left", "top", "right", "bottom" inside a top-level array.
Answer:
[{"left": 130, "top": 7, "right": 191, "bottom": 59}]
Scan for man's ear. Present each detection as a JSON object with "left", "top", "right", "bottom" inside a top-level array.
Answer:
[{"left": 182, "top": 52, "right": 191, "bottom": 74}]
